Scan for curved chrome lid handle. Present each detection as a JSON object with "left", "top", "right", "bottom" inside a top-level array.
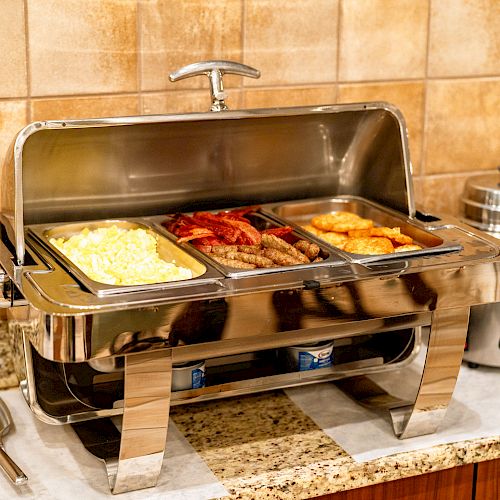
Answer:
[{"left": 169, "top": 60, "right": 261, "bottom": 112}]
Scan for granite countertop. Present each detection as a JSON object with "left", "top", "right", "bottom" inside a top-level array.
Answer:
[
  {"left": 0, "top": 321, "right": 17, "bottom": 390},
  {"left": 1, "top": 360, "right": 499, "bottom": 500},
  {"left": 171, "top": 390, "right": 499, "bottom": 500}
]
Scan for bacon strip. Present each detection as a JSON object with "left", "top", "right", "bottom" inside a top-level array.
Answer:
[
  {"left": 261, "top": 226, "right": 294, "bottom": 238},
  {"left": 192, "top": 212, "right": 241, "bottom": 244},
  {"left": 221, "top": 217, "right": 262, "bottom": 245},
  {"left": 176, "top": 227, "right": 215, "bottom": 243},
  {"left": 164, "top": 208, "right": 321, "bottom": 269}
]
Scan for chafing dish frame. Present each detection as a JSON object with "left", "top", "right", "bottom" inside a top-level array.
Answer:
[{"left": 1, "top": 78, "right": 499, "bottom": 493}]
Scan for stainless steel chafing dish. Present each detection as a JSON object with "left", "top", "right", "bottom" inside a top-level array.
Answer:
[{"left": 0, "top": 61, "right": 499, "bottom": 494}]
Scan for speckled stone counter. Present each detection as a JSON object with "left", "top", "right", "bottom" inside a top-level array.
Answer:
[
  {"left": 170, "top": 391, "right": 499, "bottom": 500},
  {"left": 0, "top": 321, "right": 17, "bottom": 389},
  {"left": 1, "top": 381, "right": 498, "bottom": 500}
]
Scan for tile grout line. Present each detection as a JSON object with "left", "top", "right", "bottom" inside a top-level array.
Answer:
[
  {"left": 335, "top": 0, "right": 342, "bottom": 103},
  {"left": 240, "top": 0, "right": 246, "bottom": 107},
  {"left": 7, "top": 74, "right": 499, "bottom": 105},
  {"left": 420, "top": 0, "right": 433, "bottom": 181},
  {"left": 419, "top": 168, "right": 499, "bottom": 179},
  {"left": 136, "top": 0, "right": 143, "bottom": 115},
  {"left": 23, "top": 0, "right": 32, "bottom": 123}
]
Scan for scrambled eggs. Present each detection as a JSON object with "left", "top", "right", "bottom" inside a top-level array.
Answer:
[{"left": 50, "top": 225, "right": 192, "bottom": 286}]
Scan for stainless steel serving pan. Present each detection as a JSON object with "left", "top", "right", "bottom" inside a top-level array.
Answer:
[
  {"left": 28, "top": 219, "right": 212, "bottom": 296},
  {"left": 266, "top": 195, "right": 463, "bottom": 263},
  {"left": 160, "top": 208, "right": 342, "bottom": 278}
]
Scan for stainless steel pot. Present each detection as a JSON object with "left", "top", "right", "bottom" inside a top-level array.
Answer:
[{"left": 461, "top": 171, "right": 500, "bottom": 236}]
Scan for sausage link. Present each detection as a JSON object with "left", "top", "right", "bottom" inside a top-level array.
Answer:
[
  {"left": 210, "top": 245, "right": 239, "bottom": 255},
  {"left": 261, "top": 233, "right": 310, "bottom": 263},
  {"left": 294, "top": 239, "right": 320, "bottom": 260},
  {"left": 262, "top": 248, "right": 304, "bottom": 266},
  {"left": 237, "top": 245, "right": 261, "bottom": 255},
  {"left": 225, "top": 251, "right": 275, "bottom": 268},
  {"left": 209, "top": 254, "right": 256, "bottom": 269}
]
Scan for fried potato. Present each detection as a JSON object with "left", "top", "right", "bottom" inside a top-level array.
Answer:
[
  {"left": 343, "top": 237, "right": 394, "bottom": 255},
  {"left": 319, "top": 231, "right": 349, "bottom": 248},
  {"left": 347, "top": 229, "right": 372, "bottom": 238},
  {"left": 302, "top": 224, "right": 348, "bottom": 248},
  {"left": 394, "top": 244, "right": 423, "bottom": 252},
  {"left": 311, "top": 212, "right": 373, "bottom": 233},
  {"left": 301, "top": 224, "right": 325, "bottom": 236},
  {"left": 370, "top": 226, "right": 413, "bottom": 245},
  {"left": 306, "top": 211, "right": 418, "bottom": 255}
]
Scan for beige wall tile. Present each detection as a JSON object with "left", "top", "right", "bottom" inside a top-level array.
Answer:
[
  {"left": 428, "top": 0, "right": 500, "bottom": 77},
  {"left": 412, "top": 176, "right": 424, "bottom": 209},
  {"left": 31, "top": 95, "right": 139, "bottom": 121},
  {"left": 0, "top": 100, "right": 28, "bottom": 178},
  {"left": 425, "top": 79, "right": 500, "bottom": 175},
  {"left": 413, "top": 173, "right": 478, "bottom": 217},
  {"left": 243, "top": 86, "right": 336, "bottom": 109},
  {"left": 339, "top": 0, "right": 429, "bottom": 81},
  {"left": 337, "top": 81, "right": 424, "bottom": 173},
  {"left": 28, "top": 0, "right": 138, "bottom": 96},
  {"left": 244, "top": 0, "right": 338, "bottom": 86},
  {"left": 141, "top": 0, "right": 242, "bottom": 91},
  {"left": 0, "top": 1, "right": 27, "bottom": 97},
  {"left": 142, "top": 89, "right": 242, "bottom": 115}
]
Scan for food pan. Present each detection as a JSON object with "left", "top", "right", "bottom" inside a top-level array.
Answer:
[
  {"left": 159, "top": 209, "right": 347, "bottom": 278},
  {"left": 266, "top": 196, "right": 463, "bottom": 263},
  {"left": 27, "top": 219, "right": 214, "bottom": 296}
]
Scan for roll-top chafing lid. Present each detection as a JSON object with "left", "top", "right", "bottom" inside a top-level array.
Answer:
[{"left": 1, "top": 102, "right": 414, "bottom": 265}]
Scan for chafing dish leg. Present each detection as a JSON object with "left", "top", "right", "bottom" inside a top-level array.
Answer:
[
  {"left": 108, "top": 349, "right": 172, "bottom": 494},
  {"left": 389, "top": 306, "right": 470, "bottom": 439}
]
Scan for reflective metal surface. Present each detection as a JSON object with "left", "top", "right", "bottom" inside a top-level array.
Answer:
[
  {"left": 9, "top": 223, "right": 497, "bottom": 363},
  {"left": 461, "top": 178, "right": 500, "bottom": 367},
  {"left": 110, "top": 349, "right": 171, "bottom": 494},
  {"left": 391, "top": 307, "right": 470, "bottom": 438},
  {"left": 1, "top": 103, "right": 413, "bottom": 266},
  {"left": 1, "top": 93, "right": 499, "bottom": 494},
  {"left": 269, "top": 196, "right": 463, "bottom": 263},
  {"left": 0, "top": 398, "right": 28, "bottom": 485},
  {"left": 463, "top": 303, "right": 500, "bottom": 367},
  {"left": 461, "top": 171, "right": 500, "bottom": 230},
  {"left": 29, "top": 218, "right": 212, "bottom": 296},
  {"left": 170, "top": 60, "right": 260, "bottom": 112},
  {"left": 461, "top": 173, "right": 500, "bottom": 230},
  {"left": 17, "top": 325, "right": 421, "bottom": 425}
]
